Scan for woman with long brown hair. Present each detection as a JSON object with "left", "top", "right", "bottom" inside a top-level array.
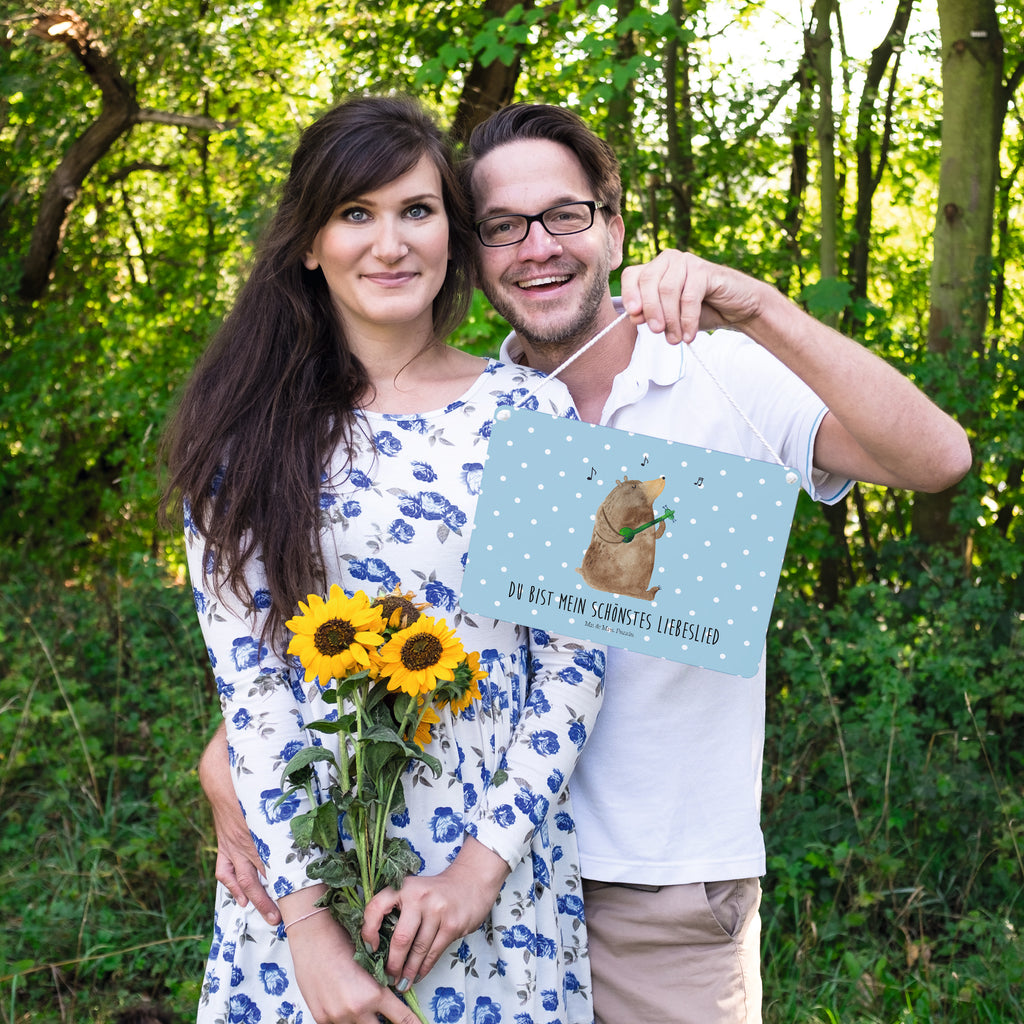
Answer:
[{"left": 163, "top": 96, "right": 604, "bottom": 1024}]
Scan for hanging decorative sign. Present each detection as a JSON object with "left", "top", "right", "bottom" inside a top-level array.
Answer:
[{"left": 460, "top": 408, "right": 801, "bottom": 678}]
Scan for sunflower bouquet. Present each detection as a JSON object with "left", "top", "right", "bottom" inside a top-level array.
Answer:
[{"left": 278, "top": 583, "right": 484, "bottom": 1019}]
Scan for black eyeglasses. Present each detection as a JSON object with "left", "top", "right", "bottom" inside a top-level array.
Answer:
[{"left": 474, "top": 200, "right": 608, "bottom": 247}]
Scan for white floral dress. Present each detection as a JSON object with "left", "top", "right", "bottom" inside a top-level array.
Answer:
[{"left": 189, "top": 360, "right": 605, "bottom": 1024}]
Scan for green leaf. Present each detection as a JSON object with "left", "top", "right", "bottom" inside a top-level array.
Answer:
[
  {"left": 311, "top": 800, "right": 341, "bottom": 850},
  {"left": 288, "top": 808, "right": 319, "bottom": 849},
  {"left": 309, "top": 849, "right": 362, "bottom": 890},
  {"left": 281, "top": 745, "right": 337, "bottom": 788}
]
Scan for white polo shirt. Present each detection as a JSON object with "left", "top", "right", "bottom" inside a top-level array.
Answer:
[{"left": 500, "top": 309, "right": 851, "bottom": 884}]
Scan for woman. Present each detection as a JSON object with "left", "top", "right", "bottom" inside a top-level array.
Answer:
[{"left": 163, "top": 96, "right": 605, "bottom": 1024}]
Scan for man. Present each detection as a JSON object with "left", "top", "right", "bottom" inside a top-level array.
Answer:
[{"left": 201, "top": 104, "right": 970, "bottom": 1023}]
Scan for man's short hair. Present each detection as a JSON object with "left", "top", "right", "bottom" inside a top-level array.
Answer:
[{"left": 463, "top": 104, "right": 623, "bottom": 217}]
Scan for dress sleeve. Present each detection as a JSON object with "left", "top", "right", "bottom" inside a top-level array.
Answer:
[
  {"left": 465, "top": 631, "right": 606, "bottom": 870},
  {"left": 185, "top": 509, "right": 326, "bottom": 898}
]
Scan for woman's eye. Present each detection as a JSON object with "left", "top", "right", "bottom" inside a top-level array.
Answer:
[
  {"left": 407, "top": 203, "right": 434, "bottom": 219},
  {"left": 340, "top": 207, "right": 369, "bottom": 223}
]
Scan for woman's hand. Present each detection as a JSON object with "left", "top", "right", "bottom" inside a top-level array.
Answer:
[
  {"left": 199, "top": 722, "right": 282, "bottom": 925},
  {"left": 281, "top": 892, "right": 423, "bottom": 1024},
  {"left": 361, "top": 836, "right": 511, "bottom": 991}
]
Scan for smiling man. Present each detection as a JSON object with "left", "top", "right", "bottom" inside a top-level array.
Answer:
[
  {"left": 455, "top": 103, "right": 970, "bottom": 1024},
  {"left": 201, "top": 103, "right": 971, "bottom": 1024}
]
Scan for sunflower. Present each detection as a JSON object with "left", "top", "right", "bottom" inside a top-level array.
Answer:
[
  {"left": 448, "top": 650, "right": 486, "bottom": 716},
  {"left": 285, "top": 584, "right": 386, "bottom": 683},
  {"left": 408, "top": 701, "right": 441, "bottom": 749},
  {"left": 372, "top": 585, "right": 429, "bottom": 630},
  {"left": 377, "top": 615, "right": 466, "bottom": 697}
]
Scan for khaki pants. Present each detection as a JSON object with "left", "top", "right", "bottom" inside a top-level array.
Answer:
[{"left": 582, "top": 878, "right": 762, "bottom": 1024}]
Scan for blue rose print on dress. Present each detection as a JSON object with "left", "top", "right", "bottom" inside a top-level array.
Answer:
[
  {"left": 260, "top": 788, "right": 299, "bottom": 824},
  {"left": 424, "top": 579, "right": 458, "bottom": 611},
  {"left": 194, "top": 587, "right": 208, "bottom": 614},
  {"left": 568, "top": 720, "right": 587, "bottom": 749},
  {"left": 573, "top": 648, "right": 605, "bottom": 674},
  {"left": 526, "top": 689, "right": 551, "bottom": 715},
  {"left": 472, "top": 996, "right": 502, "bottom": 1024},
  {"left": 430, "top": 807, "right": 463, "bottom": 844},
  {"left": 231, "top": 963, "right": 244, "bottom": 985},
  {"left": 348, "top": 469, "right": 374, "bottom": 489},
  {"left": 231, "top": 636, "right": 265, "bottom": 672},
  {"left": 557, "top": 893, "right": 585, "bottom": 923},
  {"left": 501, "top": 924, "right": 535, "bottom": 952},
  {"left": 319, "top": 493, "right": 336, "bottom": 510},
  {"left": 259, "top": 963, "right": 289, "bottom": 996},
  {"left": 342, "top": 499, "right": 362, "bottom": 518},
  {"left": 279, "top": 739, "right": 304, "bottom": 762},
  {"left": 461, "top": 463, "right": 484, "bottom": 495},
  {"left": 554, "top": 811, "right": 574, "bottom": 832},
  {"left": 389, "top": 519, "right": 415, "bottom": 544},
  {"left": 558, "top": 666, "right": 583, "bottom": 685},
  {"left": 347, "top": 556, "right": 400, "bottom": 591},
  {"left": 492, "top": 804, "right": 516, "bottom": 829},
  {"left": 541, "top": 988, "right": 559, "bottom": 1011},
  {"left": 545, "top": 769, "right": 564, "bottom": 794},
  {"left": 528, "top": 730, "right": 560, "bottom": 757},
  {"left": 227, "top": 993, "right": 261, "bottom": 1023},
  {"left": 515, "top": 790, "right": 549, "bottom": 825},
  {"left": 272, "top": 876, "right": 293, "bottom": 897},
  {"left": 232, "top": 708, "right": 251, "bottom": 730},
  {"left": 431, "top": 987, "right": 466, "bottom": 1023},
  {"left": 412, "top": 461, "right": 437, "bottom": 482},
  {"left": 374, "top": 430, "right": 403, "bottom": 456},
  {"left": 253, "top": 589, "right": 272, "bottom": 611},
  {"left": 393, "top": 415, "right": 430, "bottom": 434}
]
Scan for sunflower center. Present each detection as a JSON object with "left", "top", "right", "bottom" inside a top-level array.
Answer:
[
  {"left": 400, "top": 633, "right": 444, "bottom": 670},
  {"left": 314, "top": 618, "right": 357, "bottom": 655},
  {"left": 376, "top": 595, "right": 422, "bottom": 629}
]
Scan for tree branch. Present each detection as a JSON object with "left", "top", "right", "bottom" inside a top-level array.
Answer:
[{"left": 18, "top": 8, "right": 235, "bottom": 301}]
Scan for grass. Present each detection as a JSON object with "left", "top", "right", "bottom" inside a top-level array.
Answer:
[{"left": 1, "top": 546, "right": 1021, "bottom": 1023}]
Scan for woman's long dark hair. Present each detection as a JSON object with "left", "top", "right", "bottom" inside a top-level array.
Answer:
[{"left": 161, "top": 96, "right": 475, "bottom": 648}]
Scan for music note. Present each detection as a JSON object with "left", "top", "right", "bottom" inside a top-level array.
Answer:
[
  {"left": 641, "top": 455, "right": 649, "bottom": 466},
  {"left": 695, "top": 477, "right": 704, "bottom": 487},
  {"left": 587, "top": 467, "right": 596, "bottom": 480}
]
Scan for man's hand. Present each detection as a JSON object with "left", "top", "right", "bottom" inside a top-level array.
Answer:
[
  {"left": 360, "top": 836, "right": 510, "bottom": 991},
  {"left": 620, "top": 249, "right": 764, "bottom": 344},
  {"left": 199, "top": 723, "right": 282, "bottom": 926}
]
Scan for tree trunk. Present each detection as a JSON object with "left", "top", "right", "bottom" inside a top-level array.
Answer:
[
  {"left": 806, "top": 0, "right": 838, "bottom": 290},
  {"left": 913, "top": 0, "right": 1003, "bottom": 545},
  {"left": 450, "top": 0, "right": 535, "bottom": 144},
  {"left": 664, "top": 0, "right": 693, "bottom": 249},
  {"left": 19, "top": 11, "right": 139, "bottom": 300},
  {"left": 848, "top": 0, "right": 913, "bottom": 310}
]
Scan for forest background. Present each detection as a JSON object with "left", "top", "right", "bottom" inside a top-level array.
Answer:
[{"left": 1, "top": 0, "right": 1021, "bottom": 1021}]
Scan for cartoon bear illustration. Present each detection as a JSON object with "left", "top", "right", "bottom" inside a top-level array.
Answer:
[{"left": 576, "top": 476, "right": 671, "bottom": 601}]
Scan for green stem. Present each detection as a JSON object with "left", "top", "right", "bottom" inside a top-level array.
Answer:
[
  {"left": 401, "top": 985, "right": 430, "bottom": 1024},
  {"left": 351, "top": 683, "right": 374, "bottom": 903}
]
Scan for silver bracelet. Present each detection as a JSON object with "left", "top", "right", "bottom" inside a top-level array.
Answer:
[{"left": 283, "top": 906, "right": 329, "bottom": 931}]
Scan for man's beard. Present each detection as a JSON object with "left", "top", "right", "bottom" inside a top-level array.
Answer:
[{"left": 481, "top": 260, "right": 611, "bottom": 356}]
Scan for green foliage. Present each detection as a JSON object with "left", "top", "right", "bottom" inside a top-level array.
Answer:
[
  {"left": 0, "top": 553, "right": 216, "bottom": 1021},
  {"left": 1, "top": 0, "right": 1022, "bottom": 1019},
  {"left": 762, "top": 541, "right": 1024, "bottom": 1023}
]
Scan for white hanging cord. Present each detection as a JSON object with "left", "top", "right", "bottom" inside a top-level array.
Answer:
[
  {"left": 512, "top": 311, "right": 792, "bottom": 474},
  {"left": 682, "top": 343, "right": 788, "bottom": 469},
  {"left": 518, "top": 310, "right": 630, "bottom": 396}
]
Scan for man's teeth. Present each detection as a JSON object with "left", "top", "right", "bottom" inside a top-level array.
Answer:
[{"left": 517, "top": 275, "right": 571, "bottom": 289}]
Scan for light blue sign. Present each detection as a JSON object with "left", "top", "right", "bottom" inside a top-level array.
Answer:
[{"left": 461, "top": 409, "right": 801, "bottom": 677}]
